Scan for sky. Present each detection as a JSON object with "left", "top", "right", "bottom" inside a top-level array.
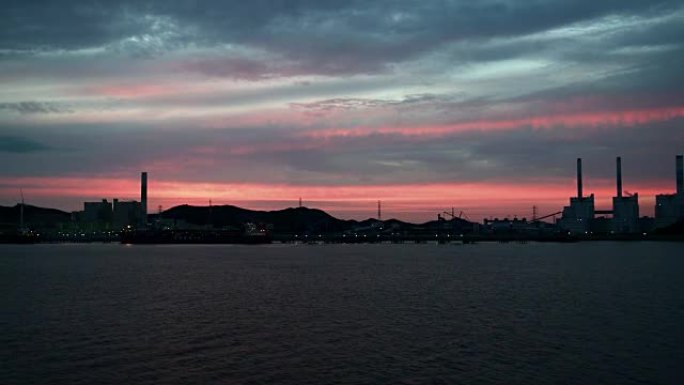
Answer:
[{"left": 1, "top": 0, "right": 683, "bottom": 222}]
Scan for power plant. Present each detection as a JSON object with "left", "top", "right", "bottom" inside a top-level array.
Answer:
[
  {"left": 558, "top": 155, "right": 683, "bottom": 235},
  {"left": 612, "top": 156, "right": 639, "bottom": 233},
  {"left": 655, "top": 155, "right": 684, "bottom": 229},
  {"left": 5, "top": 156, "right": 684, "bottom": 244},
  {"left": 558, "top": 158, "right": 595, "bottom": 234},
  {"left": 78, "top": 172, "right": 149, "bottom": 230},
  {"left": 63, "top": 158, "right": 684, "bottom": 239}
]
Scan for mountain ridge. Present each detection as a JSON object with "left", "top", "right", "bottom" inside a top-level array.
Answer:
[{"left": 0, "top": 203, "right": 474, "bottom": 234}]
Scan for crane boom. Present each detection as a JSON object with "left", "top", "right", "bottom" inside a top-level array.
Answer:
[
  {"left": 442, "top": 210, "right": 470, "bottom": 221},
  {"left": 531, "top": 211, "right": 562, "bottom": 222}
]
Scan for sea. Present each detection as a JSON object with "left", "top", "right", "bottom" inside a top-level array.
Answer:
[{"left": 1, "top": 242, "right": 683, "bottom": 384}]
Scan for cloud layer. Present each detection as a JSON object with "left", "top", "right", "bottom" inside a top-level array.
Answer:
[{"left": 1, "top": 0, "right": 683, "bottom": 220}]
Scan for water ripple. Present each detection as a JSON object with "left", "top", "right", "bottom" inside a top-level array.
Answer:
[{"left": 1, "top": 243, "right": 683, "bottom": 384}]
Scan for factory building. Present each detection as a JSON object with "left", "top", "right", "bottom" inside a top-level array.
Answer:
[
  {"left": 558, "top": 158, "right": 595, "bottom": 234},
  {"left": 78, "top": 172, "right": 149, "bottom": 229},
  {"left": 113, "top": 199, "right": 142, "bottom": 228},
  {"left": 83, "top": 199, "right": 113, "bottom": 224},
  {"left": 655, "top": 155, "right": 684, "bottom": 229},
  {"left": 612, "top": 157, "right": 639, "bottom": 233},
  {"left": 483, "top": 218, "right": 536, "bottom": 233}
]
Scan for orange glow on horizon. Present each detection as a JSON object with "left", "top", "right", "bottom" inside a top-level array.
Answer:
[{"left": 0, "top": 176, "right": 672, "bottom": 221}]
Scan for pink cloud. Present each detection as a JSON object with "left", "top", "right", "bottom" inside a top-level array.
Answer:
[{"left": 302, "top": 106, "right": 684, "bottom": 140}]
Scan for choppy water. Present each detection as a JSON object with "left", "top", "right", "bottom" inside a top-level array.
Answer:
[{"left": 1, "top": 242, "right": 683, "bottom": 384}]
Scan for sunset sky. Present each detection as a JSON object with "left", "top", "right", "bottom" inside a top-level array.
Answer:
[{"left": 1, "top": 1, "right": 683, "bottom": 222}]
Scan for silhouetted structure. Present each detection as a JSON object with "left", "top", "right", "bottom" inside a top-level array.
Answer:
[
  {"left": 141, "top": 171, "right": 148, "bottom": 226},
  {"left": 612, "top": 156, "right": 639, "bottom": 233},
  {"left": 7, "top": 158, "right": 684, "bottom": 243},
  {"left": 655, "top": 155, "right": 684, "bottom": 228},
  {"left": 83, "top": 199, "right": 112, "bottom": 226},
  {"left": 113, "top": 199, "right": 142, "bottom": 228},
  {"left": 558, "top": 158, "right": 594, "bottom": 234}
]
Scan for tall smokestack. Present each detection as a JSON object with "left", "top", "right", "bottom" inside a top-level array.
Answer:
[
  {"left": 677, "top": 155, "right": 683, "bottom": 195},
  {"left": 141, "top": 172, "right": 148, "bottom": 223},
  {"left": 577, "top": 158, "right": 583, "bottom": 198},
  {"left": 616, "top": 156, "right": 622, "bottom": 198}
]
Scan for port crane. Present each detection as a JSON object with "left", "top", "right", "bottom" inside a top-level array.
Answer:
[
  {"left": 530, "top": 211, "right": 562, "bottom": 223},
  {"left": 438, "top": 208, "right": 470, "bottom": 221}
]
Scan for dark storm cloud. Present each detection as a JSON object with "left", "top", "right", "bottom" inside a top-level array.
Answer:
[{"left": 0, "top": 136, "right": 51, "bottom": 153}]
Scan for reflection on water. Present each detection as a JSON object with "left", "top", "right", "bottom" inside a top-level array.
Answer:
[{"left": 2, "top": 242, "right": 683, "bottom": 384}]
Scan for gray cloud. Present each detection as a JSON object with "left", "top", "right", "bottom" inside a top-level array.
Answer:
[
  {"left": 180, "top": 57, "right": 274, "bottom": 80},
  {"left": 3, "top": 1, "right": 683, "bottom": 76},
  {"left": 2, "top": 1, "right": 147, "bottom": 51},
  {"left": 3, "top": 115, "right": 681, "bottom": 188},
  {"left": 174, "top": 1, "right": 683, "bottom": 76},
  {"left": 290, "top": 94, "right": 441, "bottom": 113},
  {"left": 0, "top": 101, "right": 72, "bottom": 115},
  {"left": 1, "top": 0, "right": 683, "bottom": 209},
  {"left": 0, "top": 135, "right": 51, "bottom": 153}
]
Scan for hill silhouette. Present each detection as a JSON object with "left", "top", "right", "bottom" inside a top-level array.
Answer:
[
  {"left": 0, "top": 204, "right": 71, "bottom": 230},
  {"left": 160, "top": 205, "right": 348, "bottom": 233},
  {"left": 158, "top": 204, "right": 474, "bottom": 234},
  {"left": 0, "top": 203, "right": 475, "bottom": 234}
]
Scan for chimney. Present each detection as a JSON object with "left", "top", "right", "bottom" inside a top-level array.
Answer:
[
  {"left": 577, "top": 158, "right": 583, "bottom": 198},
  {"left": 141, "top": 172, "right": 148, "bottom": 223},
  {"left": 616, "top": 156, "right": 622, "bottom": 198},
  {"left": 677, "top": 155, "right": 683, "bottom": 195}
]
